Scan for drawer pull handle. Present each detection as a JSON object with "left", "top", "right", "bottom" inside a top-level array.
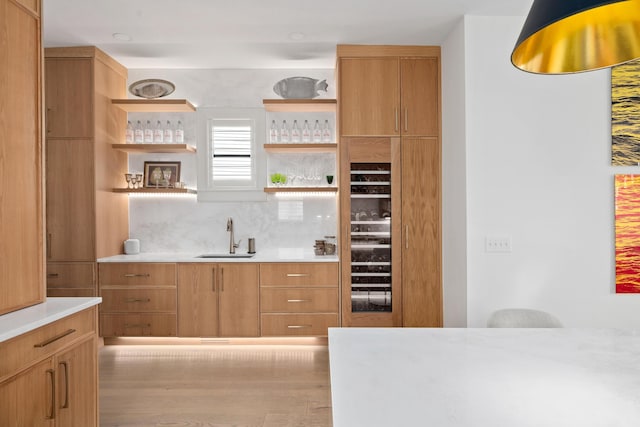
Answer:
[
  {"left": 125, "top": 298, "right": 151, "bottom": 303},
  {"left": 124, "top": 273, "right": 150, "bottom": 278},
  {"left": 47, "top": 273, "right": 59, "bottom": 278},
  {"left": 34, "top": 329, "right": 76, "bottom": 348},
  {"left": 60, "top": 361, "right": 70, "bottom": 409},
  {"left": 46, "top": 369, "right": 55, "bottom": 420},
  {"left": 287, "top": 299, "right": 310, "bottom": 303},
  {"left": 287, "top": 325, "right": 311, "bottom": 329},
  {"left": 125, "top": 323, "right": 151, "bottom": 328},
  {"left": 286, "top": 273, "right": 310, "bottom": 277}
]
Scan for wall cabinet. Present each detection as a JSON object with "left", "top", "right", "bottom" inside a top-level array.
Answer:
[
  {"left": 98, "top": 263, "right": 177, "bottom": 337},
  {"left": 259, "top": 263, "right": 339, "bottom": 336},
  {"left": 338, "top": 46, "right": 440, "bottom": 137},
  {"left": 0, "top": 0, "right": 45, "bottom": 315},
  {"left": 0, "top": 307, "right": 98, "bottom": 427},
  {"left": 337, "top": 45, "right": 442, "bottom": 327},
  {"left": 177, "top": 263, "right": 259, "bottom": 337},
  {"left": 44, "top": 47, "right": 130, "bottom": 297}
]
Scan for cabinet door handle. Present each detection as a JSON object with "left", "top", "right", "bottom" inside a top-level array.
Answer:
[
  {"left": 405, "top": 225, "right": 409, "bottom": 249},
  {"left": 47, "top": 273, "right": 59, "bottom": 278},
  {"left": 34, "top": 329, "right": 76, "bottom": 348},
  {"left": 287, "top": 325, "right": 311, "bottom": 329},
  {"left": 287, "top": 299, "right": 310, "bottom": 303},
  {"left": 47, "top": 233, "right": 52, "bottom": 259},
  {"left": 123, "top": 273, "right": 150, "bottom": 278},
  {"left": 59, "top": 361, "right": 70, "bottom": 409},
  {"left": 211, "top": 267, "right": 217, "bottom": 292},
  {"left": 46, "top": 369, "right": 55, "bottom": 420},
  {"left": 404, "top": 108, "right": 408, "bottom": 132},
  {"left": 286, "top": 273, "right": 309, "bottom": 277},
  {"left": 125, "top": 298, "right": 150, "bottom": 303},
  {"left": 46, "top": 107, "right": 53, "bottom": 135},
  {"left": 221, "top": 268, "right": 225, "bottom": 292},
  {"left": 394, "top": 108, "right": 399, "bottom": 132},
  {"left": 125, "top": 323, "right": 151, "bottom": 328}
]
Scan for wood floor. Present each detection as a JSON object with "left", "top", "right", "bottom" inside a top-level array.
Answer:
[{"left": 99, "top": 341, "right": 333, "bottom": 427}]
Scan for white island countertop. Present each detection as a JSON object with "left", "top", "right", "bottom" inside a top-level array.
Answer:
[
  {"left": 98, "top": 249, "right": 338, "bottom": 263},
  {"left": 329, "top": 327, "right": 640, "bottom": 427},
  {"left": 0, "top": 297, "right": 102, "bottom": 343}
]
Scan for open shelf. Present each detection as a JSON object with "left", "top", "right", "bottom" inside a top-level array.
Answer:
[
  {"left": 263, "top": 99, "right": 336, "bottom": 112},
  {"left": 112, "top": 143, "right": 196, "bottom": 153},
  {"left": 112, "top": 188, "right": 197, "bottom": 194},
  {"left": 263, "top": 143, "right": 337, "bottom": 153},
  {"left": 264, "top": 187, "right": 338, "bottom": 193},
  {"left": 111, "top": 99, "right": 196, "bottom": 112}
]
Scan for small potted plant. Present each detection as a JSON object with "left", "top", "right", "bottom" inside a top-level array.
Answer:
[{"left": 270, "top": 172, "right": 287, "bottom": 186}]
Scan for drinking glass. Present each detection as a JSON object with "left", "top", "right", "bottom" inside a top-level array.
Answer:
[
  {"left": 124, "top": 173, "right": 133, "bottom": 189},
  {"left": 135, "top": 173, "right": 143, "bottom": 189}
]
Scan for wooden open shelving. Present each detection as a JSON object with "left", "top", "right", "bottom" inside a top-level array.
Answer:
[
  {"left": 112, "top": 188, "right": 197, "bottom": 194},
  {"left": 111, "top": 99, "right": 196, "bottom": 112},
  {"left": 263, "top": 187, "right": 337, "bottom": 193},
  {"left": 112, "top": 143, "right": 196, "bottom": 153},
  {"left": 262, "top": 99, "right": 336, "bottom": 112},
  {"left": 263, "top": 143, "right": 337, "bottom": 153}
]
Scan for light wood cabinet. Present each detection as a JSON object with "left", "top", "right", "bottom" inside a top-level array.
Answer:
[
  {"left": 337, "top": 45, "right": 442, "bottom": 328},
  {"left": 98, "top": 263, "right": 177, "bottom": 337},
  {"left": 259, "top": 263, "right": 339, "bottom": 336},
  {"left": 0, "top": 0, "right": 45, "bottom": 315},
  {"left": 45, "top": 47, "right": 129, "bottom": 296},
  {"left": 46, "top": 263, "right": 95, "bottom": 297},
  {"left": 0, "top": 307, "right": 98, "bottom": 427},
  {"left": 338, "top": 45, "right": 440, "bottom": 138},
  {"left": 177, "top": 263, "right": 259, "bottom": 337}
]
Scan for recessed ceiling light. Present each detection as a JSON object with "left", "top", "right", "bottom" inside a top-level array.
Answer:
[
  {"left": 288, "top": 32, "right": 306, "bottom": 41},
  {"left": 112, "top": 33, "right": 132, "bottom": 42}
]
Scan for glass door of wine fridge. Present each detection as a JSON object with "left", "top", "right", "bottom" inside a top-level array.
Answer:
[{"left": 340, "top": 137, "right": 401, "bottom": 327}]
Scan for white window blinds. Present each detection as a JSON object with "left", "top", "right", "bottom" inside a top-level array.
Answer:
[{"left": 209, "top": 118, "right": 255, "bottom": 185}]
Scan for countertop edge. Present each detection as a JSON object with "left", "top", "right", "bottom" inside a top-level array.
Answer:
[
  {"left": 97, "top": 251, "right": 339, "bottom": 263},
  {"left": 0, "top": 297, "right": 102, "bottom": 343}
]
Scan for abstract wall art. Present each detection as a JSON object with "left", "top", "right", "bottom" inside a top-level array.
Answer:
[
  {"left": 615, "top": 174, "right": 640, "bottom": 293},
  {"left": 612, "top": 58, "right": 640, "bottom": 166}
]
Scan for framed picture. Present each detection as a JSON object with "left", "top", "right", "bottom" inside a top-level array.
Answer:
[{"left": 143, "top": 161, "right": 181, "bottom": 188}]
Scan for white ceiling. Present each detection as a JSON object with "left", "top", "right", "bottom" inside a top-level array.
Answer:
[{"left": 43, "top": 0, "right": 532, "bottom": 69}]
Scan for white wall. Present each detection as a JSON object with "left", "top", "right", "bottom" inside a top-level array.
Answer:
[
  {"left": 441, "top": 19, "right": 468, "bottom": 327},
  {"left": 463, "top": 16, "right": 640, "bottom": 327}
]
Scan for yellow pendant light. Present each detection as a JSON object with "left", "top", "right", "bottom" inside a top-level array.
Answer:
[{"left": 512, "top": 0, "right": 640, "bottom": 74}]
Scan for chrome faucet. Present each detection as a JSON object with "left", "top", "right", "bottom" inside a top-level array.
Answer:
[{"left": 226, "top": 217, "right": 240, "bottom": 254}]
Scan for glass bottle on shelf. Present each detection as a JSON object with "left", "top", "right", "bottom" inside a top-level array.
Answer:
[
  {"left": 291, "top": 120, "right": 301, "bottom": 143},
  {"left": 269, "top": 119, "right": 279, "bottom": 143},
  {"left": 322, "top": 119, "right": 332, "bottom": 142},
  {"left": 125, "top": 121, "right": 134, "bottom": 143},
  {"left": 153, "top": 120, "right": 164, "bottom": 143},
  {"left": 175, "top": 120, "right": 184, "bottom": 143},
  {"left": 302, "top": 120, "right": 311, "bottom": 143},
  {"left": 312, "top": 119, "right": 322, "bottom": 142},
  {"left": 134, "top": 120, "right": 144, "bottom": 143},
  {"left": 144, "top": 120, "right": 154, "bottom": 143},
  {"left": 164, "top": 120, "right": 174, "bottom": 143},
  {"left": 280, "top": 120, "right": 290, "bottom": 143}
]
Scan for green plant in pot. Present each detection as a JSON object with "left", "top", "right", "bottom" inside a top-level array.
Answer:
[{"left": 270, "top": 172, "right": 287, "bottom": 186}]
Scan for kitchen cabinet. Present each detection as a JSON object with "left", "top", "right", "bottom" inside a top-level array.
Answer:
[
  {"left": 44, "top": 47, "right": 129, "bottom": 297},
  {"left": 46, "top": 263, "right": 95, "bottom": 297},
  {"left": 259, "top": 263, "right": 339, "bottom": 336},
  {"left": 0, "top": 307, "right": 98, "bottom": 427},
  {"left": 98, "top": 263, "right": 177, "bottom": 337},
  {"left": 177, "top": 263, "right": 259, "bottom": 337},
  {"left": 337, "top": 45, "right": 440, "bottom": 137},
  {"left": 0, "top": 0, "right": 45, "bottom": 315},
  {"left": 337, "top": 45, "right": 442, "bottom": 327}
]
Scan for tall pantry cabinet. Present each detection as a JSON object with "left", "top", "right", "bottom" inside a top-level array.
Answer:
[
  {"left": 337, "top": 45, "right": 442, "bottom": 327},
  {"left": 0, "top": 0, "right": 45, "bottom": 315},
  {"left": 44, "top": 47, "right": 129, "bottom": 297}
]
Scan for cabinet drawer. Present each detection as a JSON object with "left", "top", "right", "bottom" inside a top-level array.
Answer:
[
  {"left": 0, "top": 307, "right": 96, "bottom": 381},
  {"left": 100, "top": 314, "right": 177, "bottom": 337},
  {"left": 261, "top": 314, "right": 338, "bottom": 337},
  {"left": 47, "top": 262, "right": 95, "bottom": 289},
  {"left": 100, "top": 289, "right": 176, "bottom": 313},
  {"left": 260, "top": 263, "right": 338, "bottom": 287},
  {"left": 99, "top": 263, "right": 176, "bottom": 287},
  {"left": 261, "top": 288, "right": 338, "bottom": 313}
]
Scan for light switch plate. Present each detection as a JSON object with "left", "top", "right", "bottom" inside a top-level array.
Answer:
[{"left": 485, "top": 236, "right": 512, "bottom": 252}]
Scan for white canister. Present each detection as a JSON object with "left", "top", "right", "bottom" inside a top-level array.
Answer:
[{"left": 124, "top": 239, "right": 140, "bottom": 255}]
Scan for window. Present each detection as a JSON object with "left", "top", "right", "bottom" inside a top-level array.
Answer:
[{"left": 197, "top": 108, "right": 266, "bottom": 201}]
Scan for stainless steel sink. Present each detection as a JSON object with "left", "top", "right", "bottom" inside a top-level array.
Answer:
[{"left": 196, "top": 253, "right": 255, "bottom": 259}]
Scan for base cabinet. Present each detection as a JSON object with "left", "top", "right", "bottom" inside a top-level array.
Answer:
[
  {"left": 0, "top": 307, "right": 98, "bottom": 427},
  {"left": 177, "top": 263, "right": 259, "bottom": 337}
]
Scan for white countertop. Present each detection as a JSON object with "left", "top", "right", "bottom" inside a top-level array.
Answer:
[
  {"left": 98, "top": 249, "right": 338, "bottom": 263},
  {"left": 328, "top": 327, "right": 640, "bottom": 427},
  {"left": 0, "top": 297, "right": 102, "bottom": 343}
]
